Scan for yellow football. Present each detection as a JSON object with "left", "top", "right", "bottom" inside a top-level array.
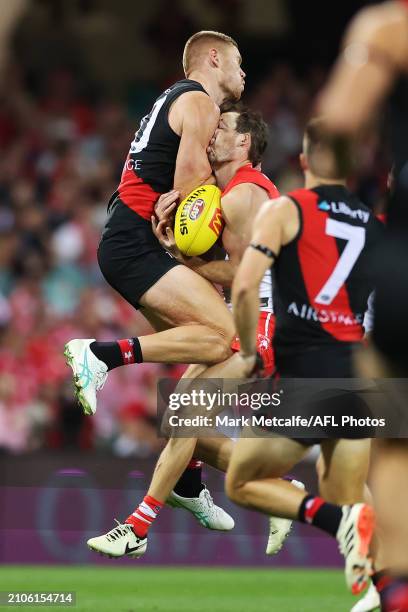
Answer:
[{"left": 174, "top": 185, "right": 224, "bottom": 256}]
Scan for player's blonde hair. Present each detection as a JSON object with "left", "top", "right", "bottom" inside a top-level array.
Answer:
[{"left": 183, "top": 31, "right": 238, "bottom": 76}]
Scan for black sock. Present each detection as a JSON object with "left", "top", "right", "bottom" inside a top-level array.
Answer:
[
  {"left": 174, "top": 462, "right": 205, "bottom": 498},
  {"left": 90, "top": 341, "right": 122, "bottom": 370},
  {"left": 298, "top": 494, "right": 343, "bottom": 537},
  {"left": 90, "top": 338, "right": 143, "bottom": 371}
]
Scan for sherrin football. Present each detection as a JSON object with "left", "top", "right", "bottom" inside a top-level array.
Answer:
[{"left": 174, "top": 184, "right": 224, "bottom": 256}]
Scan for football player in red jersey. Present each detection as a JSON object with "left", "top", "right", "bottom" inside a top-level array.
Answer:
[
  {"left": 156, "top": 103, "right": 279, "bottom": 377},
  {"left": 86, "top": 105, "right": 306, "bottom": 558},
  {"left": 227, "top": 118, "right": 383, "bottom": 596},
  {"left": 155, "top": 104, "right": 305, "bottom": 554}
]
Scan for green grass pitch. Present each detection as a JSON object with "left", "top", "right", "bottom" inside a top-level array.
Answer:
[{"left": 0, "top": 566, "right": 358, "bottom": 611}]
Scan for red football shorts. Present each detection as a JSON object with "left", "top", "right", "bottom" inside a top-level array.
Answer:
[{"left": 231, "top": 311, "right": 275, "bottom": 377}]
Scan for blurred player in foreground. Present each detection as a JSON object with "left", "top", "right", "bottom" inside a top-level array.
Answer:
[
  {"left": 319, "top": 0, "right": 408, "bottom": 232},
  {"left": 227, "top": 118, "right": 383, "bottom": 595},
  {"left": 87, "top": 104, "right": 304, "bottom": 558},
  {"left": 320, "top": 3, "right": 408, "bottom": 609}
]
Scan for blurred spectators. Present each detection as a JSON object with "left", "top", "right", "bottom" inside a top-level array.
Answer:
[{"left": 0, "top": 2, "right": 389, "bottom": 455}]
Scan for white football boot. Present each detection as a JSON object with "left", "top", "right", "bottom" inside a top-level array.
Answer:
[
  {"left": 167, "top": 486, "right": 235, "bottom": 530},
  {"left": 64, "top": 339, "right": 108, "bottom": 415},
  {"left": 266, "top": 479, "right": 305, "bottom": 555},
  {"left": 350, "top": 582, "right": 380, "bottom": 612},
  {"left": 87, "top": 520, "right": 147, "bottom": 558},
  {"left": 336, "top": 504, "right": 375, "bottom": 595}
]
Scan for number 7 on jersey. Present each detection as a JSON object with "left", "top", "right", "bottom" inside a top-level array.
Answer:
[{"left": 315, "top": 219, "right": 366, "bottom": 305}]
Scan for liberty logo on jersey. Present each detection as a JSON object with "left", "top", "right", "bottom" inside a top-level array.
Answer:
[{"left": 318, "top": 200, "right": 370, "bottom": 223}]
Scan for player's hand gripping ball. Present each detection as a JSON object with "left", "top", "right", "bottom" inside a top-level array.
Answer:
[{"left": 174, "top": 185, "right": 224, "bottom": 256}]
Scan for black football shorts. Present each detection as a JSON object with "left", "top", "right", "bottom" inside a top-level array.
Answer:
[{"left": 97, "top": 198, "right": 180, "bottom": 309}]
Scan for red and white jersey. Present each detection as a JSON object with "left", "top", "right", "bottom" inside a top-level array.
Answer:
[
  {"left": 222, "top": 164, "right": 280, "bottom": 311},
  {"left": 231, "top": 310, "right": 276, "bottom": 376}
]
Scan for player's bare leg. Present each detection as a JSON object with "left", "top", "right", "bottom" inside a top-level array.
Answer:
[
  {"left": 87, "top": 361, "right": 245, "bottom": 559},
  {"left": 225, "top": 435, "right": 375, "bottom": 595},
  {"left": 65, "top": 266, "right": 236, "bottom": 415},
  {"left": 362, "top": 440, "right": 408, "bottom": 610},
  {"left": 195, "top": 436, "right": 233, "bottom": 472},
  {"left": 353, "top": 342, "right": 408, "bottom": 609},
  {"left": 371, "top": 440, "right": 408, "bottom": 575},
  {"left": 145, "top": 346, "right": 264, "bottom": 501},
  {"left": 317, "top": 439, "right": 371, "bottom": 504},
  {"left": 139, "top": 346, "right": 262, "bottom": 511},
  {"left": 226, "top": 436, "right": 308, "bottom": 516},
  {"left": 317, "top": 442, "right": 381, "bottom": 576},
  {"left": 316, "top": 440, "right": 381, "bottom": 611},
  {"left": 137, "top": 265, "right": 235, "bottom": 364},
  {"left": 164, "top": 431, "right": 303, "bottom": 554},
  {"left": 179, "top": 431, "right": 303, "bottom": 554},
  {"left": 146, "top": 361, "right": 236, "bottom": 530}
]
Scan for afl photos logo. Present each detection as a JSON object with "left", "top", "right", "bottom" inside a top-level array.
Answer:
[{"left": 189, "top": 199, "right": 205, "bottom": 221}]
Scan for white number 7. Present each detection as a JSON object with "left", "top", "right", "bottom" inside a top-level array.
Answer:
[{"left": 315, "top": 219, "right": 366, "bottom": 305}]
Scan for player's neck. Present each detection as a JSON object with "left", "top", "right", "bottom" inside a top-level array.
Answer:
[
  {"left": 187, "top": 71, "right": 225, "bottom": 106},
  {"left": 305, "top": 171, "right": 347, "bottom": 190},
  {"left": 214, "top": 159, "right": 250, "bottom": 190}
]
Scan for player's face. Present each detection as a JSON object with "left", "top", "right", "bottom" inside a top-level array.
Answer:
[
  {"left": 220, "top": 45, "right": 245, "bottom": 102},
  {"left": 208, "top": 112, "right": 241, "bottom": 164}
]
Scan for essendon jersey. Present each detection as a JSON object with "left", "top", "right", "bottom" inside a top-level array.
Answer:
[
  {"left": 112, "top": 79, "right": 207, "bottom": 220},
  {"left": 273, "top": 185, "right": 384, "bottom": 353}
]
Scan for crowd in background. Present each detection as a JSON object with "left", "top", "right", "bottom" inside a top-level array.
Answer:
[{"left": 0, "top": 0, "right": 389, "bottom": 455}]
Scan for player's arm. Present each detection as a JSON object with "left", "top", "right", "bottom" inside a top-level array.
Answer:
[
  {"left": 152, "top": 222, "right": 236, "bottom": 286},
  {"left": 185, "top": 185, "right": 255, "bottom": 286},
  {"left": 232, "top": 196, "right": 298, "bottom": 357},
  {"left": 185, "top": 254, "right": 236, "bottom": 286},
  {"left": 319, "top": 2, "right": 408, "bottom": 133},
  {"left": 172, "top": 92, "right": 219, "bottom": 200}
]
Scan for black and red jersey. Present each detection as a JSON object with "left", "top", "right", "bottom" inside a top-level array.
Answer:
[
  {"left": 111, "top": 79, "right": 207, "bottom": 220},
  {"left": 273, "top": 184, "right": 384, "bottom": 353}
]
